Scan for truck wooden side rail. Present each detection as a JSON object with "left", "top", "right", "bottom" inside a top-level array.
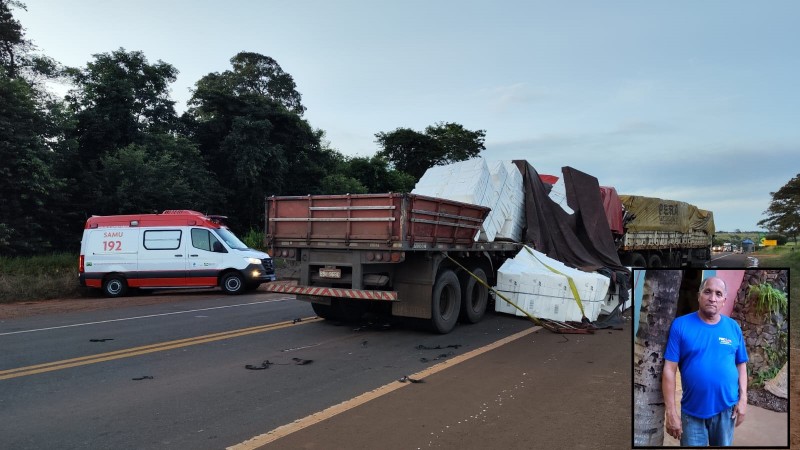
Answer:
[{"left": 264, "top": 193, "right": 522, "bottom": 333}]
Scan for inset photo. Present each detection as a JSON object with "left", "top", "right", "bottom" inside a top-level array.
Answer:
[{"left": 633, "top": 269, "right": 789, "bottom": 448}]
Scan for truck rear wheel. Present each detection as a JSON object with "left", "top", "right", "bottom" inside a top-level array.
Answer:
[
  {"left": 430, "top": 270, "right": 461, "bottom": 334},
  {"left": 311, "top": 298, "right": 367, "bottom": 322},
  {"left": 629, "top": 252, "right": 646, "bottom": 267},
  {"left": 460, "top": 267, "right": 488, "bottom": 324},
  {"left": 647, "top": 254, "right": 662, "bottom": 268},
  {"left": 102, "top": 275, "right": 128, "bottom": 298},
  {"left": 311, "top": 302, "right": 337, "bottom": 320}
]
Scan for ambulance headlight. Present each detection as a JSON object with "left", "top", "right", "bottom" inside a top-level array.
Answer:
[{"left": 245, "top": 257, "right": 262, "bottom": 265}]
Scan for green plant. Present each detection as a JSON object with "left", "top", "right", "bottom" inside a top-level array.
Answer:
[
  {"left": 747, "top": 282, "right": 788, "bottom": 318},
  {"left": 751, "top": 365, "right": 781, "bottom": 388},
  {"left": 241, "top": 228, "right": 266, "bottom": 251}
]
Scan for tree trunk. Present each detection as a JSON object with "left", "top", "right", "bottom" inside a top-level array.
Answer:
[{"left": 633, "top": 270, "right": 682, "bottom": 447}]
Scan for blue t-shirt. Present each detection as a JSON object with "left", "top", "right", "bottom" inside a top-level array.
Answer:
[{"left": 664, "top": 312, "right": 748, "bottom": 419}]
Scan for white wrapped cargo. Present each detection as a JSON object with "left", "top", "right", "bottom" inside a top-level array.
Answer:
[
  {"left": 488, "top": 160, "right": 524, "bottom": 242},
  {"left": 494, "top": 247, "right": 611, "bottom": 322},
  {"left": 412, "top": 158, "right": 525, "bottom": 242},
  {"left": 413, "top": 158, "right": 502, "bottom": 241}
]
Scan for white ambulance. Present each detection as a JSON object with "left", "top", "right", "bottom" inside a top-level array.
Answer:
[{"left": 79, "top": 210, "right": 276, "bottom": 297}]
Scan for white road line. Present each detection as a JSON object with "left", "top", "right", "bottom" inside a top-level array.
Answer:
[
  {"left": 0, "top": 298, "right": 293, "bottom": 336},
  {"left": 710, "top": 253, "right": 735, "bottom": 262}
]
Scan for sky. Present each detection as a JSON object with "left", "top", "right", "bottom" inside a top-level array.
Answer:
[{"left": 18, "top": 0, "right": 800, "bottom": 231}]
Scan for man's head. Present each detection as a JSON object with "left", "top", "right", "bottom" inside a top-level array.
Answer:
[{"left": 697, "top": 276, "right": 727, "bottom": 321}]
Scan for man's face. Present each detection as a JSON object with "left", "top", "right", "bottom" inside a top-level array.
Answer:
[{"left": 698, "top": 278, "right": 726, "bottom": 318}]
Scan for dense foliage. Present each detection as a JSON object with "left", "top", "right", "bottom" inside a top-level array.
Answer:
[
  {"left": 0, "top": 2, "right": 482, "bottom": 255},
  {"left": 759, "top": 174, "right": 800, "bottom": 243}
]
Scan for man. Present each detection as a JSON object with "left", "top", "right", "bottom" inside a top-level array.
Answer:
[{"left": 662, "top": 276, "right": 749, "bottom": 446}]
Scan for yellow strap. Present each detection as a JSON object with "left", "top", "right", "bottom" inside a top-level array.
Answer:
[
  {"left": 522, "top": 246, "right": 587, "bottom": 319},
  {"left": 444, "top": 254, "right": 545, "bottom": 327}
]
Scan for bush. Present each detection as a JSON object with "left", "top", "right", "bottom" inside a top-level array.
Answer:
[{"left": 241, "top": 228, "right": 266, "bottom": 251}]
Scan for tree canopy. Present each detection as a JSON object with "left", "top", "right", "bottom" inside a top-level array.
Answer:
[
  {"left": 758, "top": 173, "right": 800, "bottom": 242},
  {"left": 375, "top": 122, "right": 485, "bottom": 179}
]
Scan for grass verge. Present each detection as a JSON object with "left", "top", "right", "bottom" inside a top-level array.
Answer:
[{"left": 0, "top": 253, "right": 82, "bottom": 303}]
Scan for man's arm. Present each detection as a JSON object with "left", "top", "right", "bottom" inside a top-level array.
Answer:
[
  {"left": 733, "top": 362, "right": 747, "bottom": 427},
  {"left": 662, "top": 360, "right": 682, "bottom": 440}
]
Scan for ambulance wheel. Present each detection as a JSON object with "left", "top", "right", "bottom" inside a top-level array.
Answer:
[
  {"left": 429, "top": 270, "right": 461, "bottom": 334},
  {"left": 221, "top": 272, "right": 245, "bottom": 294},
  {"left": 102, "top": 275, "right": 128, "bottom": 298},
  {"left": 460, "top": 267, "right": 488, "bottom": 324}
]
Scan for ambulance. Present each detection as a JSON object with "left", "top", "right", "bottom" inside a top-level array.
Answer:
[{"left": 79, "top": 210, "right": 276, "bottom": 297}]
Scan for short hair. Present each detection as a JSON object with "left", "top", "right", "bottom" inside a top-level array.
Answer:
[{"left": 699, "top": 276, "right": 727, "bottom": 296}]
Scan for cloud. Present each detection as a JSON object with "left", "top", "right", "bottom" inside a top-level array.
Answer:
[{"left": 480, "top": 83, "right": 548, "bottom": 113}]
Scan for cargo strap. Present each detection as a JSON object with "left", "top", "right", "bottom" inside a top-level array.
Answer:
[
  {"left": 522, "top": 246, "right": 588, "bottom": 322},
  {"left": 443, "top": 254, "right": 592, "bottom": 334}
]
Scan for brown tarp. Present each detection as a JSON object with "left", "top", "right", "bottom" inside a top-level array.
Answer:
[{"left": 512, "top": 161, "right": 628, "bottom": 275}]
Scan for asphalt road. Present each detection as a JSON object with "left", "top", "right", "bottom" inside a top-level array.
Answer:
[
  {"left": 706, "top": 251, "right": 757, "bottom": 268},
  {"left": 0, "top": 292, "right": 534, "bottom": 449}
]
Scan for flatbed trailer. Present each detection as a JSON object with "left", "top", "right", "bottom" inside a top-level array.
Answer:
[{"left": 264, "top": 193, "right": 522, "bottom": 333}]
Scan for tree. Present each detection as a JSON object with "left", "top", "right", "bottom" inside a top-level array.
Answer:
[
  {"left": 758, "top": 174, "right": 800, "bottom": 243},
  {"left": 375, "top": 122, "right": 485, "bottom": 179},
  {"left": 94, "top": 135, "right": 223, "bottom": 214},
  {"left": 0, "top": 0, "right": 27, "bottom": 78},
  {"left": 633, "top": 270, "right": 681, "bottom": 447},
  {"left": 185, "top": 52, "right": 330, "bottom": 230},
  {"left": 0, "top": 75, "right": 63, "bottom": 254},
  {"left": 341, "top": 155, "right": 416, "bottom": 193},
  {"left": 64, "top": 48, "right": 178, "bottom": 158},
  {"left": 42, "top": 48, "right": 187, "bottom": 248},
  {"left": 228, "top": 52, "right": 305, "bottom": 115},
  {"left": 0, "top": 1, "right": 68, "bottom": 254}
]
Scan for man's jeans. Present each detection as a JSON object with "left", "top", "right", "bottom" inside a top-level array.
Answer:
[{"left": 680, "top": 406, "right": 736, "bottom": 446}]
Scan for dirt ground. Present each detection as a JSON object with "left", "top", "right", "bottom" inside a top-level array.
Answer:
[{"left": 0, "top": 290, "right": 224, "bottom": 320}]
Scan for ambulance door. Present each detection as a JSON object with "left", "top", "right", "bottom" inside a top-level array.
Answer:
[
  {"left": 187, "top": 227, "right": 225, "bottom": 287},
  {"left": 136, "top": 228, "right": 188, "bottom": 288}
]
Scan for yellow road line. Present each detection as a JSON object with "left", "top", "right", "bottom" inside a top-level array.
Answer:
[
  {"left": 229, "top": 325, "right": 542, "bottom": 450},
  {"left": 0, "top": 317, "right": 321, "bottom": 380}
]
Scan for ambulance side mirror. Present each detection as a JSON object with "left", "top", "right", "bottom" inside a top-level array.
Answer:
[{"left": 213, "top": 242, "right": 226, "bottom": 253}]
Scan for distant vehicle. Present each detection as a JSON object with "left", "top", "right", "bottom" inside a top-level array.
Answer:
[
  {"left": 79, "top": 210, "right": 276, "bottom": 297},
  {"left": 615, "top": 195, "right": 714, "bottom": 267}
]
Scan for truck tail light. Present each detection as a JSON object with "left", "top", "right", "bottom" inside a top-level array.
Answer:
[{"left": 79, "top": 255, "right": 85, "bottom": 273}]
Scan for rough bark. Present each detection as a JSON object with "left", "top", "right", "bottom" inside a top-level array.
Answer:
[{"left": 633, "top": 270, "right": 682, "bottom": 447}]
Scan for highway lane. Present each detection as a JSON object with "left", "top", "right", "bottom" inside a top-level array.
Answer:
[
  {"left": 0, "top": 292, "right": 533, "bottom": 449},
  {"left": 707, "top": 251, "right": 757, "bottom": 268}
]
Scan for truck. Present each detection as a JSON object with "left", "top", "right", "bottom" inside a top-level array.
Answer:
[
  {"left": 611, "top": 195, "right": 714, "bottom": 268},
  {"left": 261, "top": 162, "right": 637, "bottom": 334},
  {"left": 263, "top": 193, "right": 523, "bottom": 333}
]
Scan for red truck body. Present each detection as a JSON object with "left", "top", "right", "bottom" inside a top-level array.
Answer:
[{"left": 264, "top": 193, "right": 521, "bottom": 333}]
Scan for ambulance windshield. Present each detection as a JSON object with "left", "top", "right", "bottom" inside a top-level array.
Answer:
[{"left": 215, "top": 228, "right": 249, "bottom": 250}]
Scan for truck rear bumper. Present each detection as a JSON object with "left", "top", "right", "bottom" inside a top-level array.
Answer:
[{"left": 263, "top": 283, "right": 398, "bottom": 301}]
